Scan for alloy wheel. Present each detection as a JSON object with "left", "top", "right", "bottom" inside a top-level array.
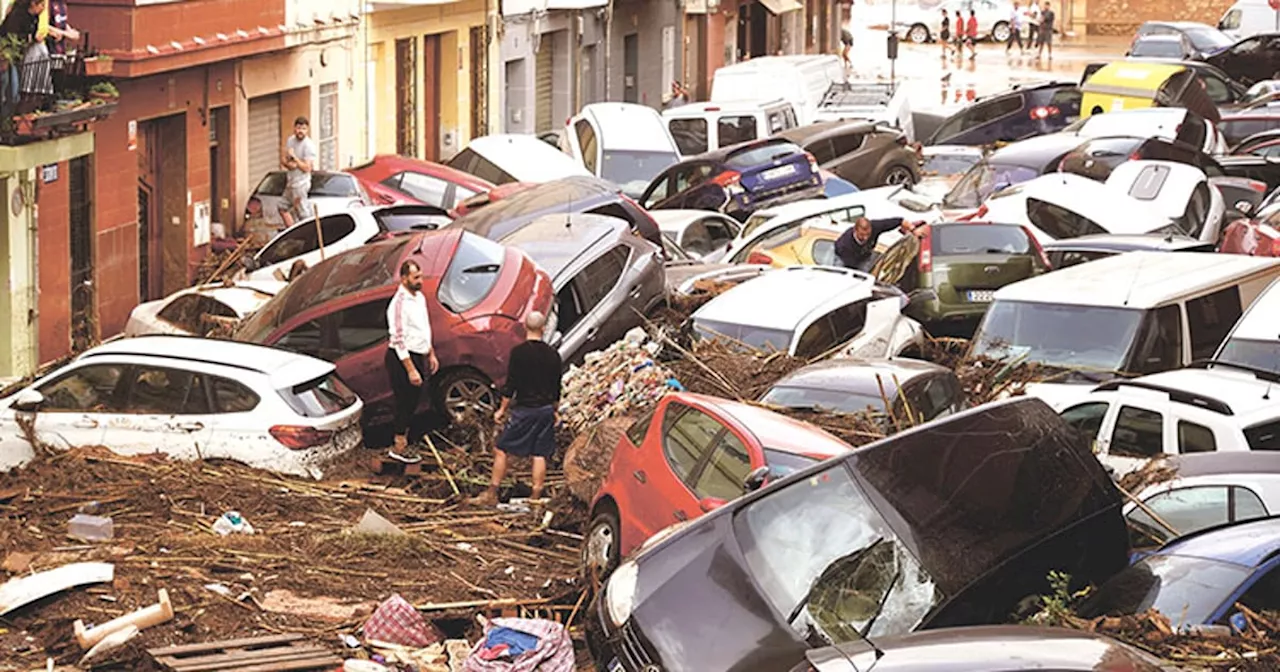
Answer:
[
  {"left": 908, "top": 25, "right": 930, "bottom": 44},
  {"left": 884, "top": 166, "right": 916, "bottom": 186},
  {"left": 443, "top": 375, "right": 497, "bottom": 422}
]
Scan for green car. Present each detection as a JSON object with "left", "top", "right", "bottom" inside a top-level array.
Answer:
[{"left": 871, "top": 221, "right": 1050, "bottom": 334}]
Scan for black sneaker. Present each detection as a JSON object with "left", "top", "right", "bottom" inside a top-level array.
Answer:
[{"left": 388, "top": 444, "right": 423, "bottom": 464}]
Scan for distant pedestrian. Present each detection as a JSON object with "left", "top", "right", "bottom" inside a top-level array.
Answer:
[
  {"left": 954, "top": 12, "right": 965, "bottom": 60},
  {"left": 1027, "top": 1, "right": 1042, "bottom": 48},
  {"left": 385, "top": 260, "right": 439, "bottom": 464},
  {"left": 279, "top": 116, "right": 317, "bottom": 229},
  {"left": 1037, "top": 1, "right": 1055, "bottom": 60},
  {"left": 965, "top": 10, "right": 979, "bottom": 60},
  {"left": 664, "top": 80, "right": 688, "bottom": 109},
  {"left": 834, "top": 217, "right": 923, "bottom": 271},
  {"left": 939, "top": 9, "right": 952, "bottom": 58},
  {"left": 1007, "top": 1, "right": 1025, "bottom": 54},
  {"left": 840, "top": 16, "right": 855, "bottom": 70},
  {"left": 469, "top": 312, "right": 562, "bottom": 507}
]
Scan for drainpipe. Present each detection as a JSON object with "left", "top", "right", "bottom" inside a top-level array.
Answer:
[
  {"left": 573, "top": 9, "right": 583, "bottom": 110},
  {"left": 603, "top": 0, "right": 613, "bottom": 100}
]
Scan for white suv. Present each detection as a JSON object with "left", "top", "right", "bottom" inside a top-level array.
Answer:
[
  {"left": 1059, "top": 363, "right": 1280, "bottom": 476},
  {"left": 0, "top": 336, "right": 363, "bottom": 478}
]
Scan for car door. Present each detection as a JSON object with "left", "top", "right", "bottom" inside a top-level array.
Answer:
[
  {"left": 274, "top": 296, "right": 396, "bottom": 418},
  {"left": 871, "top": 235, "right": 922, "bottom": 291},
  {"left": 1098, "top": 399, "right": 1172, "bottom": 474},
  {"left": 199, "top": 374, "right": 270, "bottom": 462},
  {"left": 665, "top": 161, "right": 722, "bottom": 210},
  {"left": 556, "top": 246, "right": 631, "bottom": 364},
  {"left": 697, "top": 215, "right": 740, "bottom": 261},
  {"left": 639, "top": 168, "right": 675, "bottom": 209},
  {"left": 23, "top": 362, "right": 127, "bottom": 450},
  {"left": 98, "top": 365, "right": 215, "bottom": 460},
  {"left": 824, "top": 130, "right": 872, "bottom": 186},
  {"left": 570, "top": 118, "right": 602, "bottom": 176}
]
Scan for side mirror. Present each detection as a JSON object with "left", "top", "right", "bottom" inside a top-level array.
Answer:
[
  {"left": 1235, "top": 200, "right": 1254, "bottom": 215},
  {"left": 698, "top": 497, "right": 728, "bottom": 513},
  {"left": 744, "top": 465, "right": 771, "bottom": 491},
  {"left": 12, "top": 389, "right": 43, "bottom": 412}
]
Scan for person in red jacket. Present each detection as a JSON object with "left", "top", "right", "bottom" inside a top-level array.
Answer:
[
  {"left": 954, "top": 12, "right": 965, "bottom": 61},
  {"left": 965, "top": 9, "right": 979, "bottom": 61}
]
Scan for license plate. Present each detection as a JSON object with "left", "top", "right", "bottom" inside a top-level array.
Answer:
[
  {"left": 966, "top": 290, "right": 995, "bottom": 302},
  {"left": 761, "top": 165, "right": 796, "bottom": 181},
  {"left": 607, "top": 658, "right": 624, "bottom": 672}
]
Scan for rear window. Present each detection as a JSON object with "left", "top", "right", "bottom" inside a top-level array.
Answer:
[
  {"left": 1132, "top": 38, "right": 1187, "bottom": 58},
  {"left": 1246, "top": 420, "right": 1280, "bottom": 451},
  {"left": 922, "top": 153, "right": 981, "bottom": 178},
  {"left": 282, "top": 373, "right": 358, "bottom": 418},
  {"left": 933, "top": 225, "right": 1032, "bottom": 255},
  {"left": 256, "top": 173, "right": 362, "bottom": 198},
  {"left": 438, "top": 233, "right": 506, "bottom": 313},
  {"left": 670, "top": 118, "right": 709, "bottom": 155},
  {"left": 762, "top": 448, "right": 818, "bottom": 478},
  {"left": 727, "top": 141, "right": 804, "bottom": 169}
]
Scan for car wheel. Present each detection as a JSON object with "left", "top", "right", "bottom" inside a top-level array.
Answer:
[
  {"left": 433, "top": 368, "right": 497, "bottom": 424},
  {"left": 583, "top": 508, "right": 622, "bottom": 583},
  {"left": 879, "top": 164, "right": 917, "bottom": 187},
  {"left": 908, "top": 24, "right": 930, "bottom": 44},
  {"left": 992, "top": 21, "right": 1011, "bottom": 42}
]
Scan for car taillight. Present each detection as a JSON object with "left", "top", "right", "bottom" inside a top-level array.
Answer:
[
  {"left": 270, "top": 425, "right": 335, "bottom": 450},
  {"left": 1245, "top": 179, "right": 1267, "bottom": 193},
  {"left": 1023, "top": 225, "right": 1052, "bottom": 269},
  {"left": 1129, "top": 151, "right": 1142, "bottom": 161},
  {"left": 245, "top": 197, "right": 262, "bottom": 219},
  {"left": 1030, "top": 106, "right": 1060, "bottom": 120},
  {"left": 918, "top": 226, "right": 933, "bottom": 272},
  {"left": 747, "top": 251, "right": 774, "bottom": 265}
]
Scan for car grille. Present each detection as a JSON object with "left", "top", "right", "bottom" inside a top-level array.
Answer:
[{"left": 616, "top": 621, "right": 656, "bottom": 670}]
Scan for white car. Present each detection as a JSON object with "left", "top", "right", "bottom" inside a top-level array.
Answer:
[
  {"left": 1105, "top": 160, "right": 1226, "bottom": 243},
  {"left": 446, "top": 134, "right": 591, "bottom": 184},
  {"left": 243, "top": 171, "right": 370, "bottom": 239},
  {"left": 240, "top": 204, "right": 450, "bottom": 282},
  {"left": 888, "top": 0, "right": 1016, "bottom": 43},
  {"left": 980, "top": 172, "right": 1181, "bottom": 245},
  {"left": 563, "top": 103, "right": 682, "bottom": 199},
  {"left": 125, "top": 280, "right": 286, "bottom": 337},
  {"left": 691, "top": 265, "right": 925, "bottom": 360},
  {"left": 649, "top": 209, "right": 742, "bottom": 262},
  {"left": 812, "top": 81, "right": 915, "bottom": 141},
  {"left": 0, "top": 337, "right": 364, "bottom": 478},
  {"left": 1063, "top": 108, "right": 1230, "bottom": 155},
  {"left": 1058, "top": 364, "right": 1280, "bottom": 476},
  {"left": 1215, "top": 275, "right": 1280, "bottom": 375}
]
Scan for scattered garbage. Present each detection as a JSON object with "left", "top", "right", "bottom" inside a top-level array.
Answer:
[
  {"left": 260, "top": 589, "right": 375, "bottom": 623},
  {"left": 78, "top": 623, "right": 139, "bottom": 668},
  {"left": 148, "top": 633, "right": 342, "bottom": 671},
  {"left": 558, "top": 329, "right": 678, "bottom": 434},
  {"left": 363, "top": 594, "right": 442, "bottom": 648},
  {"left": 211, "top": 511, "right": 255, "bottom": 536},
  {"left": 74, "top": 588, "right": 174, "bottom": 649},
  {"left": 351, "top": 508, "right": 407, "bottom": 537},
  {"left": 67, "top": 513, "right": 114, "bottom": 542},
  {"left": 0, "top": 562, "right": 114, "bottom": 616},
  {"left": 461, "top": 617, "right": 573, "bottom": 671}
]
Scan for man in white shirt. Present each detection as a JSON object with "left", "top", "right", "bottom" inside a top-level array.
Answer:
[
  {"left": 280, "top": 116, "right": 318, "bottom": 229},
  {"left": 385, "top": 260, "right": 439, "bottom": 463}
]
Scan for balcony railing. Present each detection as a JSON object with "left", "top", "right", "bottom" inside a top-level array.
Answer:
[{"left": 0, "top": 50, "right": 118, "bottom": 144}]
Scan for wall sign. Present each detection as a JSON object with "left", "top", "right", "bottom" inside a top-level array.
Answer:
[
  {"left": 40, "top": 164, "right": 57, "bottom": 184},
  {"left": 127, "top": 120, "right": 137, "bottom": 152}
]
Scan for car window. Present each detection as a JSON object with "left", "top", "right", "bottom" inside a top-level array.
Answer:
[
  {"left": 830, "top": 132, "right": 866, "bottom": 157},
  {"left": 1128, "top": 486, "right": 1230, "bottom": 547},
  {"left": 905, "top": 375, "right": 961, "bottom": 422},
  {"left": 693, "top": 431, "right": 752, "bottom": 501},
  {"left": 934, "top": 224, "right": 1032, "bottom": 255},
  {"left": 1200, "top": 74, "right": 1232, "bottom": 105},
  {"left": 828, "top": 300, "right": 869, "bottom": 345},
  {"left": 703, "top": 217, "right": 738, "bottom": 247},
  {"left": 575, "top": 119, "right": 599, "bottom": 174},
  {"left": 158, "top": 295, "right": 236, "bottom": 334},
  {"left": 281, "top": 372, "right": 358, "bottom": 418},
  {"left": 1130, "top": 304, "right": 1184, "bottom": 374},
  {"left": 1245, "top": 420, "right": 1280, "bottom": 451},
  {"left": 388, "top": 172, "right": 449, "bottom": 207},
  {"left": 673, "top": 163, "right": 716, "bottom": 192},
  {"left": 718, "top": 115, "right": 759, "bottom": 147},
  {"left": 1186, "top": 287, "right": 1243, "bottom": 361},
  {"left": 795, "top": 315, "right": 839, "bottom": 359},
  {"left": 307, "top": 174, "right": 361, "bottom": 198},
  {"left": 813, "top": 239, "right": 837, "bottom": 266},
  {"left": 1026, "top": 198, "right": 1108, "bottom": 239},
  {"left": 258, "top": 215, "right": 358, "bottom": 267},
  {"left": 727, "top": 141, "right": 805, "bottom": 168},
  {"left": 1110, "top": 405, "right": 1164, "bottom": 458},
  {"left": 439, "top": 232, "right": 506, "bottom": 313},
  {"left": 570, "top": 246, "right": 629, "bottom": 324},
  {"left": 1177, "top": 420, "right": 1216, "bottom": 454},
  {"left": 211, "top": 376, "right": 260, "bottom": 414},
  {"left": 669, "top": 118, "right": 709, "bottom": 155},
  {"left": 625, "top": 407, "right": 657, "bottom": 446},
  {"left": 331, "top": 299, "right": 392, "bottom": 356},
  {"left": 36, "top": 364, "right": 126, "bottom": 413},
  {"left": 1181, "top": 182, "right": 1212, "bottom": 237},
  {"left": 662, "top": 402, "right": 728, "bottom": 483},
  {"left": 123, "top": 367, "right": 210, "bottom": 415},
  {"left": 806, "top": 138, "right": 837, "bottom": 164},
  {"left": 1220, "top": 9, "right": 1241, "bottom": 30},
  {"left": 967, "top": 95, "right": 1023, "bottom": 126},
  {"left": 767, "top": 111, "right": 786, "bottom": 135},
  {"left": 1047, "top": 87, "right": 1083, "bottom": 119},
  {"left": 680, "top": 220, "right": 715, "bottom": 257},
  {"left": 448, "top": 148, "right": 515, "bottom": 185},
  {"left": 1238, "top": 564, "right": 1280, "bottom": 615},
  {"left": 872, "top": 235, "right": 920, "bottom": 285},
  {"left": 276, "top": 319, "right": 324, "bottom": 359},
  {"left": 643, "top": 172, "right": 671, "bottom": 207},
  {"left": 1048, "top": 249, "right": 1112, "bottom": 269},
  {"left": 1060, "top": 402, "right": 1108, "bottom": 442}
]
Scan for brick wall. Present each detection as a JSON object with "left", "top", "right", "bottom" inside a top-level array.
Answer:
[
  {"left": 36, "top": 164, "right": 71, "bottom": 366},
  {"left": 1085, "top": 0, "right": 1235, "bottom": 34},
  {"left": 68, "top": 0, "right": 286, "bottom": 55}
]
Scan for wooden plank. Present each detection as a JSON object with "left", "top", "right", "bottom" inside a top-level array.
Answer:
[
  {"left": 166, "top": 648, "right": 336, "bottom": 672},
  {"left": 207, "top": 658, "right": 341, "bottom": 672},
  {"left": 148, "top": 633, "right": 304, "bottom": 657}
]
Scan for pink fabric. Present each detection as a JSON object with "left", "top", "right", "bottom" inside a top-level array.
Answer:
[
  {"left": 362, "top": 594, "right": 442, "bottom": 648},
  {"left": 462, "top": 618, "right": 575, "bottom": 672}
]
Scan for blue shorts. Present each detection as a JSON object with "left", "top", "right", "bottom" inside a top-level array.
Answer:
[{"left": 496, "top": 405, "right": 557, "bottom": 459}]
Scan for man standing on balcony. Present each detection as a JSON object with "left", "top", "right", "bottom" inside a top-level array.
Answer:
[
  {"left": 44, "top": 0, "right": 79, "bottom": 56},
  {"left": 279, "top": 116, "right": 317, "bottom": 229}
]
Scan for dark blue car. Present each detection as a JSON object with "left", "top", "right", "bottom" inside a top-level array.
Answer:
[
  {"left": 927, "top": 82, "right": 1082, "bottom": 147},
  {"left": 1079, "top": 516, "right": 1280, "bottom": 632},
  {"left": 639, "top": 138, "right": 824, "bottom": 222}
]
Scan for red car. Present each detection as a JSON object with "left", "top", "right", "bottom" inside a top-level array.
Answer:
[
  {"left": 234, "top": 229, "right": 554, "bottom": 426},
  {"left": 349, "top": 155, "right": 495, "bottom": 211},
  {"left": 449, "top": 181, "right": 538, "bottom": 219},
  {"left": 583, "top": 392, "right": 852, "bottom": 577},
  {"left": 1220, "top": 213, "right": 1280, "bottom": 257}
]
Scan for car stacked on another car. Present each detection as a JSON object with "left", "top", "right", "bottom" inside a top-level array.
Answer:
[
  {"left": 777, "top": 120, "right": 920, "bottom": 188},
  {"left": 1043, "top": 233, "right": 1214, "bottom": 269},
  {"left": 125, "top": 280, "right": 286, "bottom": 337},
  {"left": 242, "top": 171, "right": 370, "bottom": 241},
  {"left": 348, "top": 155, "right": 494, "bottom": 210},
  {"left": 759, "top": 357, "right": 966, "bottom": 426},
  {"left": 926, "top": 82, "right": 1082, "bottom": 148}
]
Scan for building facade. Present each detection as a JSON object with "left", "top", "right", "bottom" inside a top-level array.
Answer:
[
  {"left": 607, "top": 0, "right": 682, "bottom": 108},
  {"left": 499, "top": 0, "right": 607, "bottom": 135}
]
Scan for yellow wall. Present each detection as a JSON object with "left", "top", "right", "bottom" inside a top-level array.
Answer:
[{"left": 366, "top": 0, "right": 488, "bottom": 160}]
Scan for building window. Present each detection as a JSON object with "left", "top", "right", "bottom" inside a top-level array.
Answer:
[{"left": 319, "top": 82, "right": 338, "bottom": 171}]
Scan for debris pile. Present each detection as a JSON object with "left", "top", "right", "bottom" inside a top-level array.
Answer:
[
  {"left": 1046, "top": 607, "right": 1280, "bottom": 669},
  {"left": 557, "top": 329, "right": 678, "bottom": 435}
]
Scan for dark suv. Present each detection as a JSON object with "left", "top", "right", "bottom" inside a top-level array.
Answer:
[
  {"left": 777, "top": 120, "right": 920, "bottom": 188},
  {"left": 1058, "top": 135, "right": 1223, "bottom": 182},
  {"left": 927, "top": 82, "right": 1082, "bottom": 147}
]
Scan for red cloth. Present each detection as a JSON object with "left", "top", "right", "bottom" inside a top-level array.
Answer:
[
  {"left": 362, "top": 594, "right": 442, "bottom": 648},
  {"left": 967, "top": 16, "right": 978, "bottom": 37}
]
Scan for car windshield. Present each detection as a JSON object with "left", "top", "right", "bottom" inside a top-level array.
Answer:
[
  {"left": 1184, "top": 27, "right": 1233, "bottom": 51},
  {"left": 921, "top": 153, "right": 981, "bottom": 179},
  {"left": 1216, "top": 338, "right": 1280, "bottom": 375},
  {"left": 762, "top": 449, "right": 819, "bottom": 478},
  {"left": 1078, "top": 554, "right": 1249, "bottom": 626},
  {"left": 972, "top": 300, "right": 1144, "bottom": 372},
  {"left": 727, "top": 141, "right": 804, "bottom": 169},
  {"left": 734, "top": 463, "right": 937, "bottom": 643},
  {"left": 600, "top": 150, "right": 680, "bottom": 195},
  {"left": 760, "top": 385, "right": 888, "bottom": 415},
  {"left": 934, "top": 225, "right": 1032, "bottom": 255},
  {"left": 1132, "top": 39, "right": 1187, "bottom": 58},
  {"left": 943, "top": 161, "right": 1040, "bottom": 209},
  {"left": 694, "top": 318, "right": 793, "bottom": 353},
  {"left": 437, "top": 232, "right": 506, "bottom": 313}
]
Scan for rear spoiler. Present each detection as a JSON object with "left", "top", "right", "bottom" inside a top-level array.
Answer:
[{"left": 1080, "top": 62, "right": 1106, "bottom": 86}]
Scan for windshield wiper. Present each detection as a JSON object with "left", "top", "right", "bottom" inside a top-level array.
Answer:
[
  {"left": 787, "top": 537, "right": 885, "bottom": 626},
  {"left": 858, "top": 565, "right": 902, "bottom": 639}
]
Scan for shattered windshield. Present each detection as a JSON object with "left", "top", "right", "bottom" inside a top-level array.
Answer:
[
  {"left": 972, "top": 300, "right": 1143, "bottom": 373},
  {"left": 734, "top": 464, "right": 938, "bottom": 644},
  {"left": 943, "top": 161, "right": 1040, "bottom": 210},
  {"left": 1078, "top": 554, "right": 1249, "bottom": 627},
  {"left": 694, "top": 319, "right": 793, "bottom": 353}
]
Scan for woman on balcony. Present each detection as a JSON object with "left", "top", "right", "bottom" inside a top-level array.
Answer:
[{"left": 0, "top": 0, "right": 55, "bottom": 117}]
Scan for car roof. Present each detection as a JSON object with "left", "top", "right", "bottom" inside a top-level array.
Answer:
[
  {"left": 576, "top": 103, "right": 677, "bottom": 152},
  {"left": 1149, "top": 452, "right": 1280, "bottom": 481},
  {"left": 497, "top": 212, "right": 626, "bottom": 279},
  {"left": 693, "top": 267, "right": 873, "bottom": 330},
  {"left": 185, "top": 282, "right": 286, "bottom": 315},
  {"left": 1231, "top": 276, "right": 1280, "bottom": 341},
  {"left": 1159, "top": 515, "right": 1280, "bottom": 567},
  {"left": 1106, "top": 366, "right": 1279, "bottom": 416},
  {"left": 1106, "top": 160, "right": 1208, "bottom": 203},
  {"left": 1141, "top": 20, "right": 1215, "bottom": 29},
  {"left": 681, "top": 393, "right": 852, "bottom": 460},
  {"left": 1042, "top": 233, "right": 1209, "bottom": 252},
  {"left": 992, "top": 251, "right": 1280, "bottom": 308},
  {"left": 1135, "top": 34, "right": 1187, "bottom": 43},
  {"left": 81, "top": 335, "right": 333, "bottom": 388},
  {"left": 463, "top": 134, "right": 591, "bottom": 181},
  {"left": 749, "top": 191, "right": 871, "bottom": 223},
  {"left": 988, "top": 133, "right": 1086, "bottom": 167},
  {"left": 780, "top": 119, "right": 881, "bottom": 143},
  {"left": 768, "top": 358, "right": 948, "bottom": 396}
]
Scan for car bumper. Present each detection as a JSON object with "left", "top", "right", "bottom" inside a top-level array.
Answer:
[
  {"left": 726, "top": 184, "right": 826, "bottom": 219},
  {"left": 586, "top": 594, "right": 663, "bottom": 672}
]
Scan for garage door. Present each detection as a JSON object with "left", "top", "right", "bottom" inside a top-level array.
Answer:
[
  {"left": 248, "top": 95, "right": 281, "bottom": 188},
  {"left": 535, "top": 40, "right": 553, "bottom": 133}
]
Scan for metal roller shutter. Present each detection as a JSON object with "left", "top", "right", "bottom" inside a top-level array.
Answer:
[
  {"left": 535, "top": 40, "right": 553, "bottom": 133},
  {"left": 248, "top": 95, "right": 281, "bottom": 186}
]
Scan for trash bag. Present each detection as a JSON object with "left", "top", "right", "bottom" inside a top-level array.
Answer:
[
  {"left": 363, "top": 594, "right": 443, "bottom": 648},
  {"left": 462, "top": 618, "right": 574, "bottom": 672}
]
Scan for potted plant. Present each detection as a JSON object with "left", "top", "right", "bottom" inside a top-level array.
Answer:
[
  {"left": 82, "top": 55, "right": 113, "bottom": 76},
  {"left": 0, "top": 35, "right": 25, "bottom": 72},
  {"left": 88, "top": 82, "right": 118, "bottom": 103}
]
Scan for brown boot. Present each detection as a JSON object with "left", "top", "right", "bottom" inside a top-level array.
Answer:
[{"left": 468, "top": 488, "right": 498, "bottom": 506}]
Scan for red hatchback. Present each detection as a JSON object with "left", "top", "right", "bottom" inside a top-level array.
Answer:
[
  {"left": 1220, "top": 213, "right": 1280, "bottom": 257},
  {"left": 583, "top": 392, "right": 852, "bottom": 577},
  {"left": 233, "top": 229, "right": 554, "bottom": 426},
  {"left": 349, "top": 155, "right": 495, "bottom": 211}
]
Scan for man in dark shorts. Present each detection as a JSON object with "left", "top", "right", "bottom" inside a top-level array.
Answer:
[
  {"left": 840, "top": 22, "right": 854, "bottom": 69},
  {"left": 1036, "top": 1, "right": 1055, "bottom": 60},
  {"left": 469, "top": 311, "right": 562, "bottom": 506}
]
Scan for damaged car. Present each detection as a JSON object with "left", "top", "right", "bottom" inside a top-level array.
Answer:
[
  {"left": 125, "top": 280, "right": 286, "bottom": 337},
  {"left": 586, "top": 397, "right": 1130, "bottom": 672},
  {"left": 0, "top": 336, "right": 363, "bottom": 478},
  {"left": 759, "top": 357, "right": 965, "bottom": 426}
]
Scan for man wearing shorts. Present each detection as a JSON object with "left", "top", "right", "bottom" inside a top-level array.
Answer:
[
  {"left": 1037, "top": 1, "right": 1054, "bottom": 60},
  {"left": 469, "top": 311, "right": 563, "bottom": 506},
  {"left": 840, "top": 21, "right": 854, "bottom": 69},
  {"left": 279, "top": 116, "right": 317, "bottom": 229}
]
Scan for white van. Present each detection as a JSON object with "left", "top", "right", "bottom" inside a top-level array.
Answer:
[
  {"left": 710, "top": 55, "right": 845, "bottom": 126},
  {"left": 1219, "top": 0, "right": 1278, "bottom": 39},
  {"left": 970, "top": 251, "right": 1280, "bottom": 409},
  {"left": 563, "top": 103, "right": 682, "bottom": 199},
  {"left": 662, "top": 99, "right": 800, "bottom": 155},
  {"left": 1214, "top": 275, "right": 1280, "bottom": 373}
]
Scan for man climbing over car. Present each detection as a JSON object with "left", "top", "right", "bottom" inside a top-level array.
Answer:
[{"left": 834, "top": 216, "right": 923, "bottom": 272}]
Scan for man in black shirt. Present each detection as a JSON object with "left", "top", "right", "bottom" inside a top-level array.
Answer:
[
  {"left": 833, "top": 216, "right": 922, "bottom": 271},
  {"left": 469, "top": 311, "right": 563, "bottom": 506}
]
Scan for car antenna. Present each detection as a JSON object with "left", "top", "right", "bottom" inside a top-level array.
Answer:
[{"left": 1121, "top": 255, "right": 1144, "bottom": 307}]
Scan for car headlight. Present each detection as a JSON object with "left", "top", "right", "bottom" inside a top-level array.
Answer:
[{"left": 604, "top": 560, "right": 639, "bottom": 628}]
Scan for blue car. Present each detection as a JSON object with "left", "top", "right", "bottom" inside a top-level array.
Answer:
[
  {"left": 926, "top": 82, "right": 1082, "bottom": 147},
  {"left": 1079, "top": 516, "right": 1280, "bottom": 632},
  {"left": 638, "top": 138, "right": 825, "bottom": 222}
]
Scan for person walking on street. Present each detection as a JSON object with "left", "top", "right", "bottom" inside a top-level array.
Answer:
[
  {"left": 385, "top": 260, "right": 439, "bottom": 464},
  {"left": 939, "top": 9, "right": 952, "bottom": 59},
  {"left": 1037, "top": 1, "right": 1055, "bottom": 60},
  {"left": 1027, "top": 1, "right": 1042, "bottom": 49},
  {"left": 953, "top": 11, "right": 965, "bottom": 62},
  {"left": 965, "top": 10, "right": 979, "bottom": 61},
  {"left": 834, "top": 217, "right": 923, "bottom": 272},
  {"left": 1006, "top": 2, "right": 1024, "bottom": 54},
  {"left": 279, "top": 116, "right": 317, "bottom": 230},
  {"left": 469, "top": 312, "right": 563, "bottom": 507},
  {"left": 840, "top": 15, "right": 855, "bottom": 71}
]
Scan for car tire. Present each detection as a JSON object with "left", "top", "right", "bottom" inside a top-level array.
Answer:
[
  {"left": 432, "top": 368, "right": 498, "bottom": 425},
  {"left": 908, "top": 24, "right": 930, "bottom": 43},
  {"left": 876, "top": 163, "right": 918, "bottom": 187},
  {"left": 583, "top": 508, "right": 622, "bottom": 584},
  {"left": 991, "top": 21, "right": 1011, "bottom": 43}
]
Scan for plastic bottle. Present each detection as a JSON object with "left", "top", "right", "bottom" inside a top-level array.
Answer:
[{"left": 211, "top": 511, "right": 255, "bottom": 536}]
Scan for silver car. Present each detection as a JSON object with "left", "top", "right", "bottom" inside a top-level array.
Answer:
[{"left": 242, "top": 171, "right": 370, "bottom": 241}]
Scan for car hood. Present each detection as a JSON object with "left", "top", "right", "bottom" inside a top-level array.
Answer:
[
  {"left": 665, "top": 262, "right": 772, "bottom": 294},
  {"left": 1022, "top": 380, "right": 1096, "bottom": 412}
]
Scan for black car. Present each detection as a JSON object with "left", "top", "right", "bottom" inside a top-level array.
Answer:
[
  {"left": 1203, "top": 32, "right": 1280, "bottom": 86},
  {"left": 926, "top": 82, "right": 1082, "bottom": 147},
  {"left": 1219, "top": 107, "right": 1280, "bottom": 146},
  {"left": 449, "top": 175, "right": 664, "bottom": 250},
  {"left": 639, "top": 138, "right": 824, "bottom": 222},
  {"left": 941, "top": 133, "right": 1087, "bottom": 210},
  {"left": 1130, "top": 21, "right": 1235, "bottom": 60},
  {"left": 586, "top": 397, "right": 1129, "bottom": 672},
  {"left": 1057, "top": 135, "right": 1222, "bottom": 182}
]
